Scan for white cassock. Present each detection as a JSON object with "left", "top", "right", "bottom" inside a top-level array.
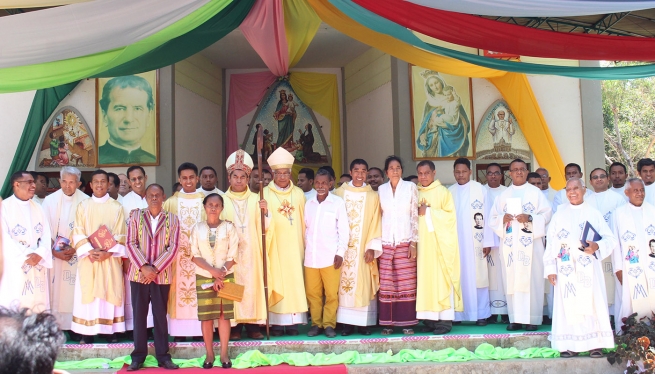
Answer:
[
  {"left": 610, "top": 185, "right": 628, "bottom": 201},
  {"left": 484, "top": 184, "right": 508, "bottom": 315},
  {"left": 196, "top": 187, "right": 224, "bottom": 197},
  {"left": 645, "top": 183, "right": 655, "bottom": 206},
  {"left": 449, "top": 181, "right": 493, "bottom": 321},
  {"left": 542, "top": 187, "right": 557, "bottom": 203},
  {"left": 71, "top": 194, "right": 127, "bottom": 335},
  {"left": 32, "top": 196, "right": 44, "bottom": 205},
  {"left": 0, "top": 196, "right": 52, "bottom": 312},
  {"left": 544, "top": 202, "right": 616, "bottom": 352},
  {"left": 491, "top": 182, "right": 552, "bottom": 325},
  {"left": 42, "top": 189, "right": 88, "bottom": 329},
  {"left": 586, "top": 190, "right": 626, "bottom": 316},
  {"left": 552, "top": 188, "right": 594, "bottom": 213},
  {"left": 121, "top": 191, "right": 153, "bottom": 331},
  {"left": 612, "top": 202, "right": 655, "bottom": 333}
]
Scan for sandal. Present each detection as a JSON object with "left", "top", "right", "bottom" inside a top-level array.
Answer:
[
  {"left": 381, "top": 328, "right": 394, "bottom": 335},
  {"left": 589, "top": 349, "right": 603, "bottom": 358},
  {"left": 560, "top": 350, "right": 578, "bottom": 358},
  {"left": 402, "top": 328, "right": 414, "bottom": 335}
]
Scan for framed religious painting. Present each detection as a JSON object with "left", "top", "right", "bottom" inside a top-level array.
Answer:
[
  {"left": 35, "top": 106, "right": 96, "bottom": 170},
  {"left": 409, "top": 65, "right": 475, "bottom": 161},
  {"left": 95, "top": 70, "right": 159, "bottom": 167}
]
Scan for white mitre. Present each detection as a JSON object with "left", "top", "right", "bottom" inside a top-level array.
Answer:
[
  {"left": 267, "top": 147, "right": 294, "bottom": 170},
  {"left": 225, "top": 149, "right": 254, "bottom": 176}
]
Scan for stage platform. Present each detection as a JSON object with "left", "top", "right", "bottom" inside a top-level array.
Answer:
[{"left": 58, "top": 322, "right": 551, "bottom": 361}]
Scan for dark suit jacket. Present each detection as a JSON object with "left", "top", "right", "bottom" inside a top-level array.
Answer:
[{"left": 99, "top": 141, "right": 156, "bottom": 165}]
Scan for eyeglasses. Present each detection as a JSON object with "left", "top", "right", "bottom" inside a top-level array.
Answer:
[
  {"left": 486, "top": 171, "right": 501, "bottom": 176},
  {"left": 129, "top": 176, "right": 145, "bottom": 183},
  {"left": 274, "top": 172, "right": 291, "bottom": 177},
  {"left": 538, "top": 174, "right": 548, "bottom": 179},
  {"left": 16, "top": 180, "right": 36, "bottom": 185},
  {"left": 590, "top": 174, "right": 608, "bottom": 180},
  {"left": 510, "top": 168, "right": 527, "bottom": 173}
]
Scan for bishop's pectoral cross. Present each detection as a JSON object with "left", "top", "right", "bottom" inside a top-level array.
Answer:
[
  {"left": 288, "top": 215, "right": 294, "bottom": 225},
  {"left": 238, "top": 224, "right": 246, "bottom": 233}
]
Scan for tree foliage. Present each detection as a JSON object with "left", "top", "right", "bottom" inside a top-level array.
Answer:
[{"left": 602, "top": 63, "right": 655, "bottom": 177}]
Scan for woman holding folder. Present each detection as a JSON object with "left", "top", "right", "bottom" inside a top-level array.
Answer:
[{"left": 191, "top": 193, "right": 239, "bottom": 369}]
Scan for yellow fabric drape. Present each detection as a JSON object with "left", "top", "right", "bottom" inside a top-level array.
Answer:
[
  {"left": 284, "top": 0, "right": 322, "bottom": 68},
  {"left": 0, "top": 0, "right": 88, "bottom": 7},
  {"left": 289, "top": 72, "right": 342, "bottom": 178},
  {"left": 307, "top": 0, "right": 565, "bottom": 189}
]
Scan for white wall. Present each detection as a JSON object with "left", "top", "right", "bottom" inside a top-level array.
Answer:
[{"left": 0, "top": 90, "right": 35, "bottom": 181}]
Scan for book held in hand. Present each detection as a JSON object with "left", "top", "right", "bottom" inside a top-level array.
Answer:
[
  {"left": 52, "top": 236, "right": 70, "bottom": 252},
  {"left": 88, "top": 225, "right": 116, "bottom": 250},
  {"left": 579, "top": 220, "right": 601, "bottom": 259},
  {"left": 200, "top": 281, "right": 244, "bottom": 302}
]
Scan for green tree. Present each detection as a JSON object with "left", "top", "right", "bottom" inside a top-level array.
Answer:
[{"left": 602, "top": 65, "right": 655, "bottom": 177}]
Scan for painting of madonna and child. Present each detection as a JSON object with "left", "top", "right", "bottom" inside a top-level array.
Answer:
[
  {"left": 410, "top": 66, "right": 475, "bottom": 160},
  {"left": 242, "top": 80, "right": 331, "bottom": 167}
]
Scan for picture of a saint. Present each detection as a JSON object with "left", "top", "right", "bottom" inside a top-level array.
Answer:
[
  {"left": 558, "top": 244, "right": 570, "bottom": 261},
  {"left": 274, "top": 89, "right": 297, "bottom": 149},
  {"left": 489, "top": 109, "right": 515, "bottom": 147},
  {"left": 626, "top": 246, "right": 639, "bottom": 264},
  {"left": 521, "top": 221, "right": 532, "bottom": 233},
  {"left": 649, "top": 239, "right": 655, "bottom": 258},
  {"left": 473, "top": 212, "right": 484, "bottom": 229},
  {"left": 415, "top": 71, "right": 471, "bottom": 158}
]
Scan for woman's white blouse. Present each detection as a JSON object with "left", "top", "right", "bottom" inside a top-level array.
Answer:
[{"left": 378, "top": 179, "right": 419, "bottom": 246}]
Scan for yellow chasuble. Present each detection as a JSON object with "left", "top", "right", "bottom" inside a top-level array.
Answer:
[
  {"left": 163, "top": 191, "right": 206, "bottom": 319},
  {"left": 416, "top": 181, "right": 463, "bottom": 313},
  {"left": 72, "top": 198, "right": 126, "bottom": 307},
  {"left": 334, "top": 183, "right": 382, "bottom": 308},
  {"left": 263, "top": 181, "right": 307, "bottom": 314},
  {"left": 221, "top": 187, "right": 267, "bottom": 323}
]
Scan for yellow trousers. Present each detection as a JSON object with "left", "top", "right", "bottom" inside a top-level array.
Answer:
[{"left": 304, "top": 265, "right": 341, "bottom": 329}]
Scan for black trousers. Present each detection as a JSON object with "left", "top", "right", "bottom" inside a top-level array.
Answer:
[{"left": 130, "top": 281, "right": 171, "bottom": 363}]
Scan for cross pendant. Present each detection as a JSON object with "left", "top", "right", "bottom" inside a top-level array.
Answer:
[
  {"left": 288, "top": 216, "right": 294, "bottom": 225},
  {"left": 239, "top": 225, "right": 246, "bottom": 233}
]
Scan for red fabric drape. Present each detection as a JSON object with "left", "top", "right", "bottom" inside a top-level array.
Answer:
[{"left": 354, "top": 0, "right": 655, "bottom": 61}]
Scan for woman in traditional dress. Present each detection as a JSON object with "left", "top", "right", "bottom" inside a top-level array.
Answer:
[
  {"left": 191, "top": 193, "right": 238, "bottom": 369},
  {"left": 377, "top": 155, "right": 419, "bottom": 334}
]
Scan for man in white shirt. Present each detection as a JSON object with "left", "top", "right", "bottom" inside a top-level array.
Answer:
[
  {"left": 107, "top": 172, "right": 123, "bottom": 203},
  {"left": 552, "top": 163, "right": 594, "bottom": 212},
  {"left": 30, "top": 172, "right": 48, "bottom": 205},
  {"left": 609, "top": 162, "right": 629, "bottom": 200},
  {"left": 637, "top": 158, "right": 655, "bottom": 205},
  {"left": 304, "top": 169, "right": 348, "bottom": 338},
  {"left": 298, "top": 168, "right": 317, "bottom": 201},
  {"left": 536, "top": 168, "right": 556, "bottom": 203},
  {"left": 197, "top": 166, "right": 224, "bottom": 196}
]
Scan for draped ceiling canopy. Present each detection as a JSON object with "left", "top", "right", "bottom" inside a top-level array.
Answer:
[{"left": 3, "top": 0, "right": 655, "bottom": 196}]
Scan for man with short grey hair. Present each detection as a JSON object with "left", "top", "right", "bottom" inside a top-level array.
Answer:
[
  {"left": 41, "top": 166, "right": 88, "bottom": 336},
  {"left": 536, "top": 168, "right": 556, "bottom": 203}
]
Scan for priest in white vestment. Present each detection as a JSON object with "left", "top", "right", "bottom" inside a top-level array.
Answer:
[
  {"left": 490, "top": 159, "right": 552, "bottom": 331},
  {"left": 612, "top": 178, "right": 655, "bottom": 333},
  {"left": 586, "top": 168, "right": 626, "bottom": 318},
  {"left": 449, "top": 158, "right": 493, "bottom": 325},
  {"left": 536, "top": 168, "right": 557, "bottom": 203},
  {"left": 552, "top": 163, "right": 594, "bottom": 212},
  {"left": 609, "top": 162, "right": 628, "bottom": 201},
  {"left": 483, "top": 163, "right": 509, "bottom": 323},
  {"left": 71, "top": 170, "right": 127, "bottom": 343},
  {"left": 637, "top": 158, "right": 655, "bottom": 206},
  {"left": 545, "top": 178, "right": 616, "bottom": 357},
  {"left": 197, "top": 166, "right": 224, "bottom": 197},
  {"left": 42, "top": 166, "right": 88, "bottom": 332},
  {"left": 0, "top": 171, "right": 52, "bottom": 313}
]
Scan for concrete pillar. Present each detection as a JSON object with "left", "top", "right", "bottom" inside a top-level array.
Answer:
[
  {"left": 579, "top": 61, "right": 605, "bottom": 176},
  {"left": 391, "top": 57, "right": 414, "bottom": 170},
  {"left": 155, "top": 65, "right": 176, "bottom": 189}
]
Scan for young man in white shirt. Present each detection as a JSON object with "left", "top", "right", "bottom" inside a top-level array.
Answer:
[{"left": 303, "top": 169, "right": 349, "bottom": 338}]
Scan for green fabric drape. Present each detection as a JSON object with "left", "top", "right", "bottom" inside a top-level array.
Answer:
[
  {"left": 329, "top": 0, "right": 655, "bottom": 80},
  {"left": 96, "top": 0, "right": 255, "bottom": 77},
  {"left": 1, "top": 82, "right": 79, "bottom": 198},
  {"left": 55, "top": 344, "right": 561, "bottom": 370}
]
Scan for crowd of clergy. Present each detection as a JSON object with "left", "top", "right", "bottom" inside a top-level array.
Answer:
[{"left": 3, "top": 146, "right": 655, "bottom": 368}]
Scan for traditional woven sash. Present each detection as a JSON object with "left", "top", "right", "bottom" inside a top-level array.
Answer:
[
  {"left": 501, "top": 188, "right": 540, "bottom": 295},
  {"left": 618, "top": 205, "right": 655, "bottom": 316}
]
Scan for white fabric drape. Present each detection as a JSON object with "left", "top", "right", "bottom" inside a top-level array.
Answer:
[
  {"left": 407, "top": 0, "right": 655, "bottom": 17},
  {"left": 0, "top": 0, "right": 89, "bottom": 8},
  {"left": 0, "top": 0, "right": 210, "bottom": 68}
]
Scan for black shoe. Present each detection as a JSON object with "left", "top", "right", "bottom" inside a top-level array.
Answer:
[
  {"left": 221, "top": 361, "right": 232, "bottom": 369},
  {"left": 506, "top": 323, "right": 522, "bottom": 331},
  {"left": 106, "top": 334, "right": 119, "bottom": 343},
  {"left": 325, "top": 327, "right": 337, "bottom": 338},
  {"left": 286, "top": 328, "right": 299, "bottom": 336},
  {"left": 358, "top": 326, "right": 372, "bottom": 335},
  {"left": 173, "top": 337, "right": 186, "bottom": 342},
  {"left": 158, "top": 360, "right": 179, "bottom": 370},
  {"left": 202, "top": 361, "right": 213, "bottom": 369},
  {"left": 341, "top": 325, "right": 354, "bottom": 336},
  {"left": 486, "top": 315, "right": 498, "bottom": 324},
  {"left": 126, "top": 361, "right": 143, "bottom": 371},
  {"left": 433, "top": 320, "right": 453, "bottom": 335},
  {"left": 307, "top": 326, "right": 323, "bottom": 337},
  {"left": 270, "top": 329, "right": 284, "bottom": 337},
  {"left": 525, "top": 324, "right": 538, "bottom": 331},
  {"left": 499, "top": 315, "right": 510, "bottom": 324},
  {"left": 79, "top": 335, "right": 95, "bottom": 344},
  {"left": 452, "top": 321, "right": 462, "bottom": 325},
  {"left": 476, "top": 319, "right": 488, "bottom": 326}
]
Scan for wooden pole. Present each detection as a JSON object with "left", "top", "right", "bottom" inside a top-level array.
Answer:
[{"left": 256, "top": 125, "right": 270, "bottom": 340}]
